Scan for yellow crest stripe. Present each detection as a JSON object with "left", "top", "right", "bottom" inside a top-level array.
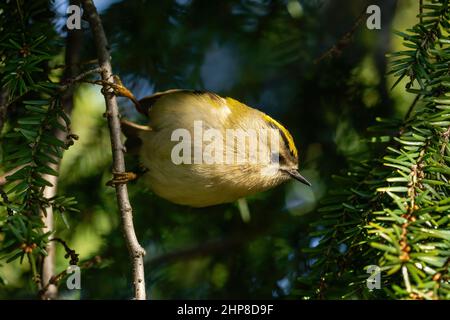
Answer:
[
  {"left": 225, "top": 97, "right": 248, "bottom": 110},
  {"left": 263, "top": 114, "right": 298, "bottom": 158}
]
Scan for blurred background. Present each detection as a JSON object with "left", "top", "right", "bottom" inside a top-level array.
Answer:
[{"left": 1, "top": 0, "right": 420, "bottom": 299}]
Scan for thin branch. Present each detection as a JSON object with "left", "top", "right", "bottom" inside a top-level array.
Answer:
[
  {"left": 59, "top": 67, "right": 103, "bottom": 91},
  {"left": 39, "top": 255, "right": 102, "bottom": 299},
  {"left": 81, "top": 0, "right": 146, "bottom": 300},
  {"left": 314, "top": 9, "right": 367, "bottom": 64},
  {"left": 51, "top": 237, "right": 80, "bottom": 265},
  {"left": 40, "top": 1, "right": 83, "bottom": 299},
  {"left": 1, "top": 67, "right": 102, "bottom": 114}
]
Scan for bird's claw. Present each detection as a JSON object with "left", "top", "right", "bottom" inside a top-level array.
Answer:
[
  {"left": 97, "top": 76, "right": 135, "bottom": 101},
  {"left": 97, "top": 76, "right": 143, "bottom": 113},
  {"left": 106, "top": 171, "right": 138, "bottom": 187}
]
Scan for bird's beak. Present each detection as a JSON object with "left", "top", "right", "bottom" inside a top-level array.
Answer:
[{"left": 287, "top": 170, "right": 312, "bottom": 186}]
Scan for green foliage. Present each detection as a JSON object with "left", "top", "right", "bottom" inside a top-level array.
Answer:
[
  {"left": 0, "top": 0, "right": 78, "bottom": 288},
  {"left": 300, "top": 0, "right": 450, "bottom": 300}
]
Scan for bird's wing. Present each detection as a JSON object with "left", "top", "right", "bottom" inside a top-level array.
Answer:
[
  {"left": 139, "top": 89, "right": 190, "bottom": 115},
  {"left": 138, "top": 89, "right": 222, "bottom": 115},
  {"left": 121, "top": 119, "right": 151, "bottom": 155}
]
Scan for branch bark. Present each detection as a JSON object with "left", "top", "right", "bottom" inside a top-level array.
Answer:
[
  {"left": 81, "top": 0, "right": 146, "bottom": 300},
  {"left": 40, "top": 1, "right": 83, "bottom": 299}
]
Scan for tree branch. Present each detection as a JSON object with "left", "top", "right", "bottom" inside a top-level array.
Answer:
[
  {"left": 40, "top": 1, "right": 84, "bottom": 299},
  {"left": 81, "top": 0, "right": 146, "bottom": 300}
]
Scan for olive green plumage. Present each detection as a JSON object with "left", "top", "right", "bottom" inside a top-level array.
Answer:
[{"left": 122, "top": 89, "right": 310, "bottom": 207}]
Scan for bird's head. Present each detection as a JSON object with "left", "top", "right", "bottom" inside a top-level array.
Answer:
[{"left": 263, "top": 114, "right": 311, "bottom": 187}]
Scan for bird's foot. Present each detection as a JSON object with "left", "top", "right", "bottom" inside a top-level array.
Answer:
[
  {"left": 106, "top": 171, "right": 138, "bottom": 187},
  {"left": 96, "top": 76, "right": 144, "bottom": 114},
  {"left": 97, "top": 76, "right": 136, "bottom": 101}
]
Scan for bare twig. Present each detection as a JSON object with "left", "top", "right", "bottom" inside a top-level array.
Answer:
[
  {"left": 39, "top": 255, "right": 102, "bottom": 298},
  {"left": 1, "top": 67, "right": 102, "bottom": 115},
  {"left": 314, "top": 9, "right": 367, "bottom": 64},
  {"left": 59, "top": 67, "right": 103, "bottom": 91},
  {"left": 81, "top": 0, "right": 146, "bottom": 300},
  {"left": 51, "top": 237, "right": 80, "bottom": 265}
]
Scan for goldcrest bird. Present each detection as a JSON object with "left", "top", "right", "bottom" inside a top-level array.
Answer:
[{"left": 119, "top": 89, "right": 310, "bottom": 207}]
